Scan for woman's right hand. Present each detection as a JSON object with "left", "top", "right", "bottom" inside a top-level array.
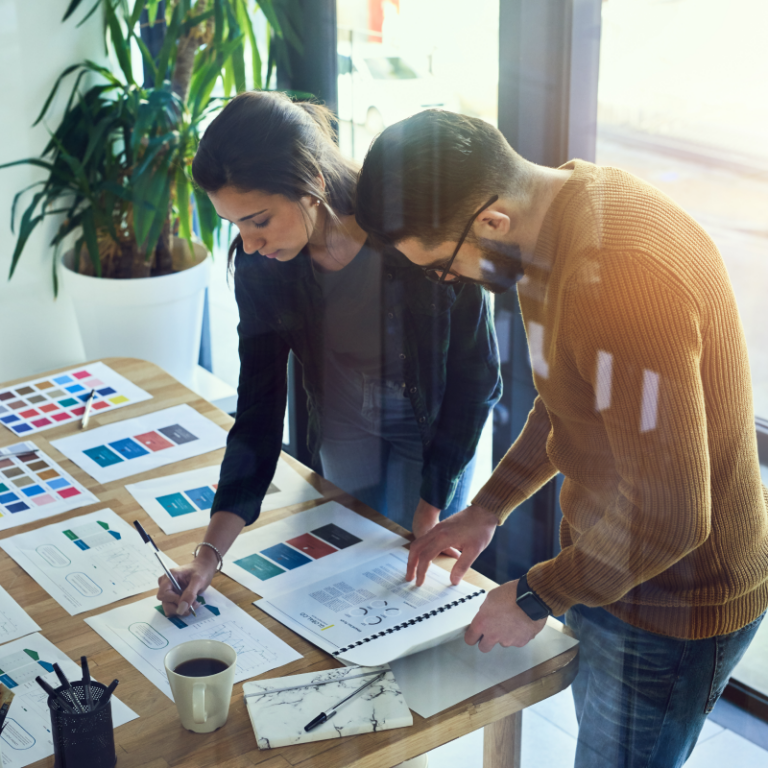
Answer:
[{"left": 156, "top": 557, "right": 218, "bottom": 618}]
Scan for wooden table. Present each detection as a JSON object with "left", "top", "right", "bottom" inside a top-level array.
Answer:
[{"left": 0, "top": 358, "right": 578, "bottom": 768}]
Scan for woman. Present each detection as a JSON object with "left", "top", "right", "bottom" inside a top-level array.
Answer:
[{"left": 158, "top": 91, "right": 500, "bottom": 618}]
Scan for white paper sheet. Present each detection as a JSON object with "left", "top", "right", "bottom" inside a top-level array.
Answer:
[
  {"left": 257, "top": 548, "right": 484, "bottom": 666},
  {"left": 0, "top": 361, "right": 152, "bottom": 437},
  {"left": 50, "top": 404, "right": 228, "bottom": 484},
  {"left": 0, "top": 633, "right": 137, "bottom": 768},
  {"left": 0, "top": 584, "right": 40, "bottom": 645},
  {"left": 0, "top": 509, "right": 173, "bottom": 615},
  {"left": 0, "top": 441, "right": 99, "bottom": 531},
  {"left": 390, "top": 621, "right": 579, "bottom": 718},
  {"left": 223, "top": 501, "right": 408, "bottom": 599},
  {"left": 85, "top": 586, "right": 302, "bottom": 700},
  {"left": 125, "top": 457, "right": 323, "bottom": 535}
]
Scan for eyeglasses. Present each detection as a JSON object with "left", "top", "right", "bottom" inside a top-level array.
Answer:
[{"left": 422, "top": 195, "right": 500, "bottom": 285}]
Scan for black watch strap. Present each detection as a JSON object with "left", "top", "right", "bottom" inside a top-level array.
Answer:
[{"left": 516, "top": 573, "right": 551, "bottom": 621}]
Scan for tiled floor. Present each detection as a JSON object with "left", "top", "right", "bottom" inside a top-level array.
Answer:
[{"left": 427, "top": 688, "right": 768, "bottom": 768}]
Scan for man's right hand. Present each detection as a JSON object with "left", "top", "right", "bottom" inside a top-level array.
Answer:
[
  {"left": 406, "top": 504, "right": 499, "bottom": 586},
  {"left": 156, "top": 556, "right": 218, "bottom": 617}
]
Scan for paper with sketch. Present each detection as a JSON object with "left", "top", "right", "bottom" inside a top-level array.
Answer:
[
  {"left": 125, "top": 457, "right": 323, "bottom": 535},
  {"left": 224, "top": 501, "right": 408, "bottom": 599},
  {"left": 50, "top": 404, "right": 228, "bottom": 484},
  {"left": 0, "top": 441, "right": 99, "bottom": 531},
  {"left": 0, "top": 633, "right": 137, "bottom": 768},
  {"left": 257, "top": 548, "right": 486, "bottom": 667},
  {"left": 0, "top": 584, "right": 40, "bottom": 645},
  {"left": 85, "top": 586, "right": 301, "bottom": 700},
  {"left": 391, "top": 621, "right": 579, "bottom": 718},
  {"left": 0, "top": 509, "right": 171, "bottom": 615}
]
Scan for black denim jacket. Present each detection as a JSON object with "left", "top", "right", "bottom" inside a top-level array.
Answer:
[{"left": 211, "top": 243, "right": 502, "bottom": 525}]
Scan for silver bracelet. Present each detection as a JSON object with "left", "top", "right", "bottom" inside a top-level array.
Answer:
[{"left": 194, "top": 542, "right": 224, "bottom": 572}]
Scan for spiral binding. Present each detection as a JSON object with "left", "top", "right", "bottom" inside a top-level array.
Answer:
[{"left": 332, "top": 589, "right": 486, "bottom": 657}]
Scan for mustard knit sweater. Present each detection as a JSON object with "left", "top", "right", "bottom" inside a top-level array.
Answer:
[{"left": 473, "top": 160, "right": 768, "bottom": 640}]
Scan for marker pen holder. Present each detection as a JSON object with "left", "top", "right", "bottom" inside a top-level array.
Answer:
[{"left": 47, "top": 681, "right": 117, "bottom": 768}]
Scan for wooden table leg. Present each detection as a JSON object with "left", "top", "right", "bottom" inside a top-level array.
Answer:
[{"left": 483, "top": 710, "right": 522, "bottom": 768}]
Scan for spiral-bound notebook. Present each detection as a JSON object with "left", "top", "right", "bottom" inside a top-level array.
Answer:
[{"left": 256, "top": 549, "right": 486, "bottom": 666}]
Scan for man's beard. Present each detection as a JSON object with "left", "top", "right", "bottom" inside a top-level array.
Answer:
[{"left": 473, "top": 237, "right": 525, "bottom": 294}]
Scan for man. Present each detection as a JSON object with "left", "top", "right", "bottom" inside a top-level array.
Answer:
[{"left": 355, "top": 109, "right": 768, "bottom": 768}]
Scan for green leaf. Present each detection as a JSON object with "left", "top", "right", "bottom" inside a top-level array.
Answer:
[
  {"left": 155, "top": 1, "right": 183, "bottom": 85},
  {"left": 258, "top": 0, "right": 283, "bottom": 39},
  {"left": 193, "top": 186, "right": 217, "bottom": 254},
  {"left": 175, "top": 163, "right": 193, "bottom": 250},
  {"left": 147, "top": 0, "right": 160, "bottom": 26},
  {"left": 213, "top": 0, "right": 225, "bottom": 49},
  {"left": 132, "top": 32, "right": 159, "bottom": 85},
  {"left": 10, "top": 182, "right": 44, "bottom": 233},
  {"left": 129, "top": 0, "right": 147, "bottom": 28},
  {"left": 238, "top": 0, "right": 261, "bottom": 89},
  {"left": 8, "top": 192, "right": 46, "bottom": 279},
  {"left": 231, "top": 40, "right": 246, "bottom": 93},
  {"left": 222, "top": 57, "right": 234, "bottom": 97},
  {"left": 62, "top": 0, "right": 86, "bottom": 21},
  {"left": 132, "top": 154, "right": 172, "bottom": 250},
  {"left": 81, "top": 209, "right": 103, "bottom": 277},
  {"left": 33, "top": 64, "right": 81, "bottom": 126},
  {"left": 76, "top": 0, "right": 107, "bottom": 28},
  {"left": 104, "top": 0, "right": 134, "bottom": 85}
]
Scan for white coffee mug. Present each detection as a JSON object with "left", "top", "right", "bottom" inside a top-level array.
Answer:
[{"left": 164, "top": 639, "right": 237, "bottom": 733}]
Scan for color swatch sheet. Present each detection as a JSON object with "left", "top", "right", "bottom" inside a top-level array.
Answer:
[
  {"left": 125, "top": 457, "right": 324, "bottom": 535},
  {"left": 223, "top": 501, "right": 408, "bottom": 599},
  {"left": 50, "top": 404, "right": 228, "bottom": 484},
  {"left": 0, "top": 442, "right": 98, "bottom": 531},
  {"left": 85, "top": 586, "right": 302, "bottom": 700},
  {"left": 0, "top": 362, "right": 152, "bottom": 437},
  {"left": 0, "top": 633, "right": 137, "bottom": 768},
  {"left": 0, "top": 509, "right": 175, "bottom": 616},
  {"left": 0, "top": 584, "right": 40, "bottom": 645}
]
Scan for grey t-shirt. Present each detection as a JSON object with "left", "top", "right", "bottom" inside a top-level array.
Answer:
[{"left": 315, "top": 241, "right": 401, "bottom": 381}]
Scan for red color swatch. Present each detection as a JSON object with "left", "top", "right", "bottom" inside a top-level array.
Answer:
[
  {"left": 134, "top": 431, "right": 174, "bottom": 451},
  {"left": 286, "top": 533, "right": 338, "bottom": 559}
]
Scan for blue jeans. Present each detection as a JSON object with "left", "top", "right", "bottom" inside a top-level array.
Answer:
[
  {"left": 319, "top": 359, "right": 475, "bottom": 531},
  {"left": 566, "top": 603, "right": 765, "bottom": 768}
]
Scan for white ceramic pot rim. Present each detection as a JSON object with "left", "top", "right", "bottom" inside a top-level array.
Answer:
[{"left": 60, "top": 245, "right": 211, "bottom": 305}]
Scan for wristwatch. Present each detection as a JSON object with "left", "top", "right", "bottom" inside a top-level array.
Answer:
[{"left": 516, "top": 573, "right": 551, "bottom": 621}]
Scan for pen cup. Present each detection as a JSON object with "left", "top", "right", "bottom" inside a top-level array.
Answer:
[{"left": 47, "top": 681, "right": 116, "bottom": 768}]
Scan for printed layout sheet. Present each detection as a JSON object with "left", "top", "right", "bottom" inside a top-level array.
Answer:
[
  {"left": 125, "top": 457, "right": 323, "bottom": 535},
  {"left": 258, "top": 548, "right": 482, "bottom": 665},
  {"left": 50, "top": 404, "right": 228, "bottom": 484},
  {"left": 0, "top": 442, "right": 98, "bottom": 530},
  {"left": 223, "top": 501, "right": 408, "bottom": 599},
  {"left": 0, "top": 633, "right": 137, "bottom": 768},
  {"left": 0, "top": 509, "right": 173, "bottom": 615},
  {"left": 0, "top": 584, "right": 40, "bottom": 645},
  {"left": 0, "top": 361, "right": 152, "bottom": 437},
  {"left": 85, "top": 586, "right": 301, "bottom": 700}
]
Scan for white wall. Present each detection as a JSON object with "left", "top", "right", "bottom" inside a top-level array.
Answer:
[{"left": 0, "top": 0, "right": 106, "bottom": 380}]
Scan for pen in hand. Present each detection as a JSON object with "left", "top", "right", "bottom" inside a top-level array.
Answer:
[
  {"left": 133, "top": 520, "right": 197, "bottom": 617},
  {"left": 304, "top": 671, "right": 387, "bottom": 732}
]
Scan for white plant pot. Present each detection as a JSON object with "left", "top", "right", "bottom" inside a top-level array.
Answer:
[{"left": 60, "top": 239, "right": 212, "bottom": 386}]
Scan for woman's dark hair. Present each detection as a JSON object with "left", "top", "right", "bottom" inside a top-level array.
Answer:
[
  {"left": 356, "top": 109, "right": 530, "bottom": 248},
  {"left": 192, "top": 91, "right": 358, "bottom": 261}
]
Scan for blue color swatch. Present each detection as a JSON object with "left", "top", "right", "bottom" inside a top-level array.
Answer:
[
  {"left": 84, "top": 445, "right": 124, "bottom": 468},
  {"left": 261, "top": 543, "right": 312, "bottom": 570},
  {"left": 185, "top": 486, "right": 216, "bottom": 510},
  {"left": 157, "top": 493, "right": 196, "bottom": 517},
  {"left": 109, "top": 438, "right": 149, "bottom": 460}
]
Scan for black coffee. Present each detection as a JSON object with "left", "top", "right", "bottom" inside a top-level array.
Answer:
[{"left": 174, "top": 657, "right": 229, "bottom": 677}]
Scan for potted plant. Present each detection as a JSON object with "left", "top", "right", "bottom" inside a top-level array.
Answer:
[{"left": 1, "top": 0, "right": 301, "bottom": 384}]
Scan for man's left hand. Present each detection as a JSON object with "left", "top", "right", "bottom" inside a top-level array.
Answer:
[{"left": 465, "top": 580, "right": 547, "bottom": 652}]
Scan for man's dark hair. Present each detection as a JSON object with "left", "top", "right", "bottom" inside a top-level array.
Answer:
[{"left": 356, "top": 109, "right": 529, "bottom": 247}]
